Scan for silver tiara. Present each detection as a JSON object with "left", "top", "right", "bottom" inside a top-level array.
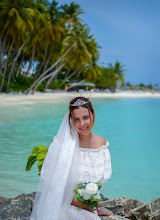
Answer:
[{"left": 70, "top": 99, "right": 89, "bottom": 106}]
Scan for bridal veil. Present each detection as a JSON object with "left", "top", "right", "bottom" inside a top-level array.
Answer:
[{"left": 30, "top": 110, "right": 80, "bottom": 220}]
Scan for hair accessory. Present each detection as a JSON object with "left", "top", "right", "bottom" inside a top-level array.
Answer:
[{"left": 70, "top": 99, "right": 89, "bottom": 107}]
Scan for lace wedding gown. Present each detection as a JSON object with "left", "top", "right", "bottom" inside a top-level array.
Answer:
[{"left": 66, "top": 141, "right": 111, "bottom": 220}]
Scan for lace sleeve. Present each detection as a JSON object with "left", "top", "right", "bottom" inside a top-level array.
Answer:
[{"left": 103, "top": 142, "right": 112, "bottom": 182}]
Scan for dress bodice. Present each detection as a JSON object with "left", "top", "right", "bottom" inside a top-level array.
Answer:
[{"left": 78, "top": 141, "right": 112, "bottom": 184}]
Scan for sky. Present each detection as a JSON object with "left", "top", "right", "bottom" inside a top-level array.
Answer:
[{"left": 58, "top": 0, "right": 160, "bottom": 86}]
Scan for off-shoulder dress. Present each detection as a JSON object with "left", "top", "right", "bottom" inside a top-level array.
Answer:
[{"left": 66, "top": 141, "right": 112, "bottom": 220}]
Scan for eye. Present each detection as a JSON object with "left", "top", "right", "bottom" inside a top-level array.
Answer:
[{"left": 84, "top": 116, "right": 89, "bottom": 120}]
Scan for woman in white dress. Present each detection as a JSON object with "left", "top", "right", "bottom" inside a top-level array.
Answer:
[{"left": 30, "top": 96, "right": 112, "bottom": 220}]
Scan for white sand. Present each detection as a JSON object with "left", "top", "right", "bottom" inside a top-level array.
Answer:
[{"left": 0, "top": 91, "right": 160, "bottom": 105}]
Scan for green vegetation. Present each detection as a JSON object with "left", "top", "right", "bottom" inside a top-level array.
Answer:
[
  {"left": 0, "top": 0, "right": 129, "bottom": 93},
  {"left": 120, "top": 82, "right": 158, "bottom": 91},
  {"left": 1, "top": 0, "right": 155, "bottom": 93},
  {"left": 26, "top": 145, "right": 48, "bottom": 175}
]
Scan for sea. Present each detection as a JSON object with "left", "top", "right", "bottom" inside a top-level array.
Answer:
[{"left": 0, "top": 97, "right": 160, "bottom": 203}]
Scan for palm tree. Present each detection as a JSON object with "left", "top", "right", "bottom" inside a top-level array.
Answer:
[
  {"left": 108, "top": 61, "right": 127, "bottom": 85},
  {"left": 32, "top": 25, "right": 99, "bottom": 93},
  {"left": 23, "top": 0, "right": 50, "bottom": 78},
  {"left": 82, "top": 54, "right": 102, "bottom": 81},
  {"left": 96, "top": 67, "right": 118, "bottom": 92},
  {"left": 44, "top": 1, "right": 85, "bottom": 90},
  {"left": 0, "top": 0, "right": 36, "bottom": 92},
  {"left": 61, "top": 27, "right": 93, "bottom": 68},
  {"left": 61, "top": 2, "right": 84, "bottom": 28},
  {"left": 26, "top": 0, "right": 67, "bottom": 93}
]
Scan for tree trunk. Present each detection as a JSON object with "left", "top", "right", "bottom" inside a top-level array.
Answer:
[
  {"left": 0, "top": 33, "right": 8, "bottom": 77},
  {"left": 33, "top": 43, "right": 49, "bottom": 80},
  {"left": 56, "top": 68, "right": 71, "bottom": 89},
  {"left": 6, "top": 39, "right": 28, "bottom": 93},
  {"left": 44, "top": 72, "right": 55, "bottom": 91},
  {"left": 16, "top": 54, "right": 24, "bottom": 77},
  {"left": 67, "top": 79, "right": 86, "bottom": 90},
  {"left": 76, "top": 68, "right": 82, "bottom": 78},
  {"left": 44, "top": 60, "right": 62, "bottom": 90},
  {"left": 57, "top": 67, "right": 81, "bottom": 89},
  {"left": 25, "top": 42, "right": 37, "bottom": 76},
  {"left": 27, "top": 44, "right": 74, "bottom": 94},
  {"left": 32, "top": 56, "right": 73, "bottom": 93},
  {"left": 0, "top": 40, "right": 14, "bottom": 94},
  {"left": 42, "top": 47, "right": 52, "bottom": 73}
]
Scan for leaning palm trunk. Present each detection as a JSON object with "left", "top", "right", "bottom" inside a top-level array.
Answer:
[
  {"left": 0, "top": 33, "right": 8, "bottom": 77},
  {"left": 44, "top": 60, "right": 63, "bottom": 90},
  {"left": 27, "top": 45, "right": 73, "bottom": 94},
  {"left": 16, "top": 54, "right": 24, "bottom": 77},
  {"left": 25, "top": 42, "right": 37, "bottom": 77},
  {"left": 6, "top": 39, "right": 28, "bottom": 93},
  {"left": 0, "top": 40, "right": 14, "bottom": 94},
  {"left": 33, "top": 43, "right": 49, "bottom": 81},
  {"left": 42, "top": 47, "right": 52, "bottom": 73},
  {"left": 44, "top": 71, "right": 56, "bottom": 91},
  {"left": 56, "top": 68, "right": 70, "bottom": 89},
  {"left": 67, "top": 78, "right": 86, "bottom": 90},
  {"left": 32, "top": 57, "right": 73, "bottom": 93},
  {"left": 57, "top": 67, "right": 81, "bottom": 90}
]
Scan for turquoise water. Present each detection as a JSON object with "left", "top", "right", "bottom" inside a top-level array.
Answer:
[{"left": 0, "top": 97, "right": 160, "bottom": 203}]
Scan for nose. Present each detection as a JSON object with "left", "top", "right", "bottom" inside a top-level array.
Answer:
[{"left": 80, "top": 119, "right": 85, "bottom": 127}]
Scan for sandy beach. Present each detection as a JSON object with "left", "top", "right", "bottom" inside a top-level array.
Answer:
[{"left": 0, "top": 91, "right": 160, "bottom": 105}]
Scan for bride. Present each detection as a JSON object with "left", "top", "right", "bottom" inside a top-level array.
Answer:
[{"left": 30, "top": 96, "right": 112, "bottom": 220}]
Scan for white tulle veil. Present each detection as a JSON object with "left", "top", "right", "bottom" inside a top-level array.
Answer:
[{"left": 30, "top": 110, "right": 80, "bottom": 220}]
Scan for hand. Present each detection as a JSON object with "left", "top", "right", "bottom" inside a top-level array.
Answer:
[
  {"left": 97, "top": 209, "right": 111, "bottom": 216},
  {"left": 71, "top": 198, "right": 96, "bottom": 212}
]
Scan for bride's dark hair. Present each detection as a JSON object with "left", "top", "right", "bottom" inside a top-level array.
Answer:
[{"left": 68, "top": 97, "right": 95, "bottom": 133}]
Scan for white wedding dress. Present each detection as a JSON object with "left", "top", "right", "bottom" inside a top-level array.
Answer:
[{"left": 66, "top": 141, "right": 111, "bottom": 220}]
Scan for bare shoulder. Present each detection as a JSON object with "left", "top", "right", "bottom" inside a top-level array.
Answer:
[
  {"left": 93, "top": 135, "right": 106, "bottom": 149},
  {"left": 97, "top": 135, "right": 106, "bottom": 145}
]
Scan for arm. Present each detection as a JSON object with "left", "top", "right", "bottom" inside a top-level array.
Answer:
[{"left": 71, "top": 198, "right": 98, "bottom": 213}]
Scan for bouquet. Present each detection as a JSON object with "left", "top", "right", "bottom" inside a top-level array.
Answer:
[{"left": 74, "top": 182, "right": 104, "bottom": 211}]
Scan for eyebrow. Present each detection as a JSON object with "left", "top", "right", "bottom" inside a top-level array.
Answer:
[{"left": 73, "top": 114, "right": 89, "bottom": 119}]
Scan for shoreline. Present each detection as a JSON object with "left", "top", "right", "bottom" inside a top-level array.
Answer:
[{"left": 0, "top": 91, "right": 160, "bottom": 105}]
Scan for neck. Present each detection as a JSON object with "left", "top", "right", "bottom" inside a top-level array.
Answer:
[{"left": 79, "top": 132, "right": 93, "bottom": 142}]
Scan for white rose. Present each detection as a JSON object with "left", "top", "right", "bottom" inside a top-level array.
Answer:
[
  {"left": 78, "top": 189, "right": 85, "bottom": 196},
  {"left": 82, "top": 192, "right": 91, "bottom": 200},
  {"left": 85, "top": 183, "right": 98, "bottom": 195},
  {"left": 94, "top": 191, "right": 101, "bottom": 200}
]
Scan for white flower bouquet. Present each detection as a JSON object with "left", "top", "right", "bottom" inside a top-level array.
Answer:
[{"left": 74, "top": 182, "right": 104, "bottom": 211}]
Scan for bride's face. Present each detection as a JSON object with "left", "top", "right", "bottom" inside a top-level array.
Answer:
[{"left": 71, "top": 107, "right": 94, "bottom": 135}]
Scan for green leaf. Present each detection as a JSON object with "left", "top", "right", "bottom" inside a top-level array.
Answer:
[
  {"left": 31, "top": 146, "right": 41, "bottom": 156},
  {"left": 100, "top": 193, "right": 105, "bottom": 199},
  {"left": 89, "top": 203, "right": 95, "bottom": 210},
  {"left": 26, "top": 155, "right": 36, "bottom": 171},
  {"left": 38, "top": 160, "right": 43, "bottom": 175},
  {"left": 74, "top": 188, "right": 79, "bottom": 194},
  {"left": 37, "top": 153, "right": 46, "bottom": 161},
  {"left": 91, "top": 195, "right": 94, "bottom": 199},
  {"left": 31, "top": 145, "right": 47, "bottom": 156},
  {"left": 77, "top": 197, "right": 85, "bottom": 202},
  {"left": 92, "top": 201, "right": 98, "bottom": 207},
  {"left": 26, "top": 145, "right": 48, "bottom": 175}
]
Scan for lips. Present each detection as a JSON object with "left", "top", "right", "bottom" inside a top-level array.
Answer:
[{"left": 79, "top": 127, "right": 88, "bottom": 131}]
